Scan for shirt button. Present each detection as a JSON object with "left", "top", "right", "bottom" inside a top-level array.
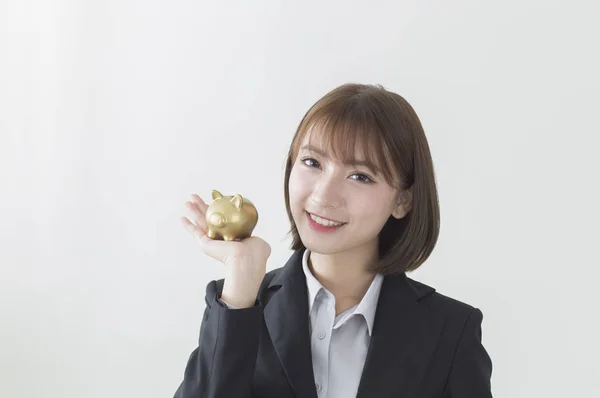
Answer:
[
  {"left": 317, "top": 331, "right": 326, "bottom": 339},
  {"left": 316, "top": 383, "right": 322, "bottom": 391}
]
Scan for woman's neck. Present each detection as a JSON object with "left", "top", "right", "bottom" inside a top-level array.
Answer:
[{"left": 307, "top": 246, "right": 378, "bottom": 306}]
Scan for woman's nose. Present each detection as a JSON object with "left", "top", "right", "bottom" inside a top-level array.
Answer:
[
  {"left": 310, "top": 183, "right": 342, "bottom": 209},
  {"left": 310, "top": 196, "right": 338, "bottom": 209}
]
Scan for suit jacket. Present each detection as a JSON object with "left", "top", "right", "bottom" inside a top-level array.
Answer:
[{"left": 173, "top": 249, "right": 493, "bottom": 398}]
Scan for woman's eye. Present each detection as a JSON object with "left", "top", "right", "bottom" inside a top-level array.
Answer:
[
  {"left": 301, "top": 157, "right": 320, "bottom": 168},
  {"left": 300, "top": 157, "right": 374, "bottom": 184},
  {"left": 351, "top": 174, "right": 374, "bottom": 184}
]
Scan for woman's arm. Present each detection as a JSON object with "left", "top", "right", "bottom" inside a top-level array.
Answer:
[
  {"left": 173, "top": 279, "right": 263, "bottom": 398},
  {"left": 442, "top": 307, "right": 493, "bottom": 398}
]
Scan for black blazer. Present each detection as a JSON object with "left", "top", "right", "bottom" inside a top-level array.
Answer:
[{"left": 173, "top": 249, "right": 493, "bottom": 398}]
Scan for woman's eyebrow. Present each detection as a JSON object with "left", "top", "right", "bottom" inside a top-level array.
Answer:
[{"left": 300, "top": 144, "right": 377, "bottom": 171}]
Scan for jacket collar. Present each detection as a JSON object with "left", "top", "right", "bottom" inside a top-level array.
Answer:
[
  {"left": 300, "top": 248, "right": 384, "bottom": 336},
  {"left": 264, "top": 248, "right": 444, "bottom": 398}
]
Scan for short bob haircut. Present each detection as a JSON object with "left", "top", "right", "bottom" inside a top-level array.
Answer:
[{"left": 283, "top": 83, "right": 440, "bottom": 275}]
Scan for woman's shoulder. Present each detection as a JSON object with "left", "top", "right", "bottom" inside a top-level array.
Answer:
[
  {"left": 260, "top": 263, "right": 482, "bottom": 316},
  {"left": 405, "top": 276, "right": 483, "bottom": 320}
]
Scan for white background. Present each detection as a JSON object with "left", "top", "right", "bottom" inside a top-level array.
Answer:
[{"left": 1, "top": 1, "right": 599, "bottom": 397}]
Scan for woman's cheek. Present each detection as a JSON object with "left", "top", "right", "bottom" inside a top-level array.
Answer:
[
  {"left": 290, "top": 168, "right": 314, "bottom": 195},
  {"left": 288, "top": 170, "right": 308, "bottom": 210}
]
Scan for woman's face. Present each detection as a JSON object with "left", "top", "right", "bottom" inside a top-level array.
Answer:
[{"left": 288, "top": 133, "right": 411, "bottom": 256}]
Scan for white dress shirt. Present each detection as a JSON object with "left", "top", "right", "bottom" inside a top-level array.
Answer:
[{"left": 220, "top": 248, "right": 384, "bottom": 398}]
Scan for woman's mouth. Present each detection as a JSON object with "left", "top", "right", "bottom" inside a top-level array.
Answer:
[{"left": 306, "top": 211, "right": 347, "bottom": 232}]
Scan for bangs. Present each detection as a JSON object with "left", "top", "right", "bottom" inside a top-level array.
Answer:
[{"left": 292, "top": 104, "right": 401, "bottom": 189}]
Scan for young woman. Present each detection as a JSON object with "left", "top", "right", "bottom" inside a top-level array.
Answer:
[{"left": 175, "top": 83, "right": 493, "bottom": 398}]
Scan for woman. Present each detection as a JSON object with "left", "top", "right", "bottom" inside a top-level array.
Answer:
[{"left": 175, "top": 83, "right": 493, "bottom": 397}]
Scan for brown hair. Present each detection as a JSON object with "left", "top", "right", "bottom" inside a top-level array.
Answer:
[{"left": 283, "top": 83, "right": 440, "bottom": 275}]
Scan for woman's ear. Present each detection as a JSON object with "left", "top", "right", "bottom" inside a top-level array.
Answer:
[{"left": 391, "top": 187, "right": 413, "bottom": 219}]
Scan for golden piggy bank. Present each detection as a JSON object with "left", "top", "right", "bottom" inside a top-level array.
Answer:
[{"left": 205, "top": 189, "right": 258, "bottom": 241}]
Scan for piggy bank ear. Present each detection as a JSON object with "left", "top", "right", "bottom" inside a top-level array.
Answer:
[
  {"left": 231, "top": 194, "right": 243, "bottom": 209},
  {"left": 212, "top": 189, "right": 223, "bottom": 200}
]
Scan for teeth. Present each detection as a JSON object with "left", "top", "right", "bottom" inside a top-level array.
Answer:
[{"left": 310, "top": 213, "right": 344, "bottom": 227}]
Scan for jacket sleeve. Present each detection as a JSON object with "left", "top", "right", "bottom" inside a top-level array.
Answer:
[
  {"left": 443, "top": 307, "right": 493, "bottom": 398},
  {"left": 173, "top": 279, "right": 263, "bottom": 398}
]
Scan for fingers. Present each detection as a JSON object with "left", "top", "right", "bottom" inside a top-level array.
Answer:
[
  {"left": 185, "top": 200, "right": 207, "bottom": 230},
  {"left": 181, "top": 193, "right": 211, "bottom": 245},
  {"left": 181, "top": 215, "right": 207, "bottom": 243},
  {"left": 180, "top": 216, "right": 205, "bottom": 237},
  {"left": 191, "top": 194, "right": 208, "bottom": 212}
]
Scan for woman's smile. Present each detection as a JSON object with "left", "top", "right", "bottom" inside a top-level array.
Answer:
[{"left": 306, "top": 211, "right": 347, "bottom": 232}]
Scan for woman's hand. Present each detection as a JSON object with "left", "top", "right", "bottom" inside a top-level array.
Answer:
[{"left": 181, "top": 194, "right": 271, "bottom": 307}]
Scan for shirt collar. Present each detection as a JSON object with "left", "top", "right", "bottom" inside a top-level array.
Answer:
[
  {"left": 302, "top": 248, "right": 324, "bottom": 314},
  {"left": 301, "top": 248, "right": 384, "bottom": 336}
]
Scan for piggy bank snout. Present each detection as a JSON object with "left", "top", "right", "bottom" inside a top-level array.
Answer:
[{"left": 207, "top": 212, "right": 227, "bottom": 228}]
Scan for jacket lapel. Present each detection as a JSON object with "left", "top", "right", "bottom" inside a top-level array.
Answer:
[
  {"left": 263, "top": 250, "right": 444, "bottom": 398},
  {"left": 264, "top": 250, "right": 318, "bottom": 398},
  {"left": 356, "top": 272, "right": 445, "bottom": 398}
]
